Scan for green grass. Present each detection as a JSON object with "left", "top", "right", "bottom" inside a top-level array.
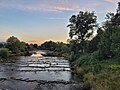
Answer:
[{"left": 73, "top": 53, "right": 120, "bottom": 90}]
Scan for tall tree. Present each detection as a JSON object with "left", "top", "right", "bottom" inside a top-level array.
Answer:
[
  {"left": 67, "top": 11, "right": 97, "bottom": 53},
  {"left": 98, "top": 2, "right": 120, "bottom": 59},
  {"left": 111, "top": 26, "right": 120, "bottom": 57},
  {"left": 86, "top": 28, "right": 104, "bottom": 53}
]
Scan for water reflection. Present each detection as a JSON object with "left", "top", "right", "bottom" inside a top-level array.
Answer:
[{"left": 31, "top": 51, "right": 42, "bottom": 57}]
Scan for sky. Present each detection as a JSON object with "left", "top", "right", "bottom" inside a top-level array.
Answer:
[{"left": 0, "top": 0, "right": 119, "bottom": 44}]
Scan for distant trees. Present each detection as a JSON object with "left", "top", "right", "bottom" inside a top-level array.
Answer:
[
  {"left": 40, "top": 41, "right": 70, "bottom": 52},
  {"left": 5, "top": 36, "right": 31, "bottom": 56},
  {"left": 40, "top": 41, "right": 57, "bottom": 51},
  {"left": 0, "top": 36, "right": 41, "bottom": 59},
  {"left": 54, "top": 42, "right": 70, "bottom": 57},
  {"left": 7, "top": 36, "right": 21, "bottom": 54},
  {"left": 39, "top": 41, "right": 71, "bottom": 58},
  {"left": 28, "top": 44, "right": 39, "bottom": 51},
  {"left": 7, "top": 36, "right": 20, "bottom": 44},
  {"left": 33, "top": 44, "right": 38, "bottom": 49},
  {"left": 0, "top": 48, "right": 11, "bottom": 58},
  {"left": 6, "top": 36, "right": 27, "bottom": 54}
]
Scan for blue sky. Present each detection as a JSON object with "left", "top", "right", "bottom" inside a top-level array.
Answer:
[{"left": 0, "top": 0, "right": 119, "bottom": 44}]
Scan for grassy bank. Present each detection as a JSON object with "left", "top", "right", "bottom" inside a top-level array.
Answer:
[
  {"left": 72, "top": 53, "right": 120, "bottom": 90},
  {"left": 0, "top": 47, "right": 32, "bottom": 63}
]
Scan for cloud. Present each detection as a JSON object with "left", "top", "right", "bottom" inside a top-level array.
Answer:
[
  {"left": 0, "top": 0, "right": 80, "bottom": 12},
  {"left": 104, "top": 0, "right": 119, "bottom": 3},
  {"left": 105, "top": 0, "right": 114, "bottom": 3}
]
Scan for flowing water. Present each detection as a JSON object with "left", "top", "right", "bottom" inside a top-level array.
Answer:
[{"left": 0, "top": 51, "right": 82, "bottom": 90}]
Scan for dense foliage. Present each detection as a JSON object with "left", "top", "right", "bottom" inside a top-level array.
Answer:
[
  {"left": 0, "top": 36, "right": 34, "bottom": 61},
  {"left": 40, "top": 41, "right": 57, "bottom": 51},
  {"left": 40, "top": 41, "right": 71, "bottom": 59},
  {"left": 67, "top": 11, "right": 97, "bottom": 53},
  {"left": 0, "top": 48, "right": 11, "bottom": 58},
  {"left": 67, "top": 2, "right": 120, "bottom": 90}
]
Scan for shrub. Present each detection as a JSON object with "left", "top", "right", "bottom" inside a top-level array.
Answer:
[
  {"left": 0, "top": 48, "right": 11, "bottom": 58},
  {"left": 76, "top": 54, "right": 91, "bottom": 66}
]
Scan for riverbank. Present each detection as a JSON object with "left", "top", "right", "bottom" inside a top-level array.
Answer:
[
  {"left": 71, "top": 54, "right": 120, "bottom": 90},
  {"left": 0, "top": 48, "right": 32, "bottom": 63}
]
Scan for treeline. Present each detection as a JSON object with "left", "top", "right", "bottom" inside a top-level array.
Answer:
[
  {"left": 39, "top": 41, "right": 71, "bottom": 58},
  {"left": 0, "top": 36, "right": 39, "bottom": 61}
]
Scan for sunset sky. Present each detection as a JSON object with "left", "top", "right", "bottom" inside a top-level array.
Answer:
[{"left": 0, "top": 0, "right": 119, "bottom": 44}]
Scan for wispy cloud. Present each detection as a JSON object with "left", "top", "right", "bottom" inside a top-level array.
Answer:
[
  {"left": 104, "top": 0, "right": 119, "bottom": 3},
  {"left": 0, "top": 0, "right": 80, "bottom": 12}
]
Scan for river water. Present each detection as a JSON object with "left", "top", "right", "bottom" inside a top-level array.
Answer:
[{"left": 0, "top": 51, "right": 82, "bottom": 90}]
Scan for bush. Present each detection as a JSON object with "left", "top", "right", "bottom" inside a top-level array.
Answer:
[
  {"left": 0, "top": 48, "right": 11, "bottom": 58},
  {"left": 76, "top": 53, "right": 91, "bottom": 66},
  {"left": 75, "top": 52, "right": 120, "bottom": 90},
  {"left": 83, "top": 72, "right": 95, "bottom": 90},
  {"left": 93, "top": 70, "right": 120, "bottom": 90}
]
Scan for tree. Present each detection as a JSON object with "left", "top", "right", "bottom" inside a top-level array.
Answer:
[
  {"left": 6, "top": 36, "right": 21, "bottom": 54},
  {"left": 111, "top": 25, "right": 120, "bottom": 57},
  {"left": 40, "top": 41, "right": 57, "bottom": 51},
  {"left": 0, "top": 48, "right": 11, "bottom": 58},
  {"left": 6, "top": 36, "right": 29, "bottom": 55},
  {"left": 112, "top": 2, "right": 120, "bottom": 25},
  {"left": 7, "top": 36, "right": 20, "bottom": 44},
  {"left": 98, "top": 3, "right": 120, "bottom": 59},
  {"left": 19, "top": 42, "right": 28, "bottom": 52},
  {"left": 55, "top": 42, "right": 70, "bottom": 53},
  {"left": 68, "top": 39, "right": 80, "bottom": 54},
  {"left": 98, "top": 14, "right": 115, "bottom": 59},
  {"left": 86, "top": 28, "right": 104, "bottom": 53},
  {"left": 67, "top": 11, "right": 97, "bottom": 53},
  {"left": 33, "top": 44, "right": 38, "bottom": 49}
]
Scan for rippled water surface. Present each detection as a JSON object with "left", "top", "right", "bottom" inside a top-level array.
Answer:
[{"left": 0, "top": 51, "right": 82, "bottom": 90}]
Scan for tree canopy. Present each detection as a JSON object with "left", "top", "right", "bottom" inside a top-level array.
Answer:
[{"left": 67, "top": 11, "right": 97, "bottom": 53}]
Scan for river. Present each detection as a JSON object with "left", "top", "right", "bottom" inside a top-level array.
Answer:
[{"left": 0, "top": 51, "right": 82, "bottom": 90}]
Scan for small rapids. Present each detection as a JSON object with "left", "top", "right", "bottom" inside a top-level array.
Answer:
[{"left": 0, "top": 51, "right": 82, "bottom": 90}]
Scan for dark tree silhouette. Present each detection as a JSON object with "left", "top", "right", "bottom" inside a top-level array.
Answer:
[{"left": 67, "top": 11, "right": 97, "bottom": 53}]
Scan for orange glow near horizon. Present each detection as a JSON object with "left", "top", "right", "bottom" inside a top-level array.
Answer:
[
  {"left": 27, "top": 39, "right": 67, "bottom": 45},
  {"left": 0, "top": 38, "right": 67, "bottom": 45},
  {"left": 0, "top": 31, "right": 68, "bottom": 45}
]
